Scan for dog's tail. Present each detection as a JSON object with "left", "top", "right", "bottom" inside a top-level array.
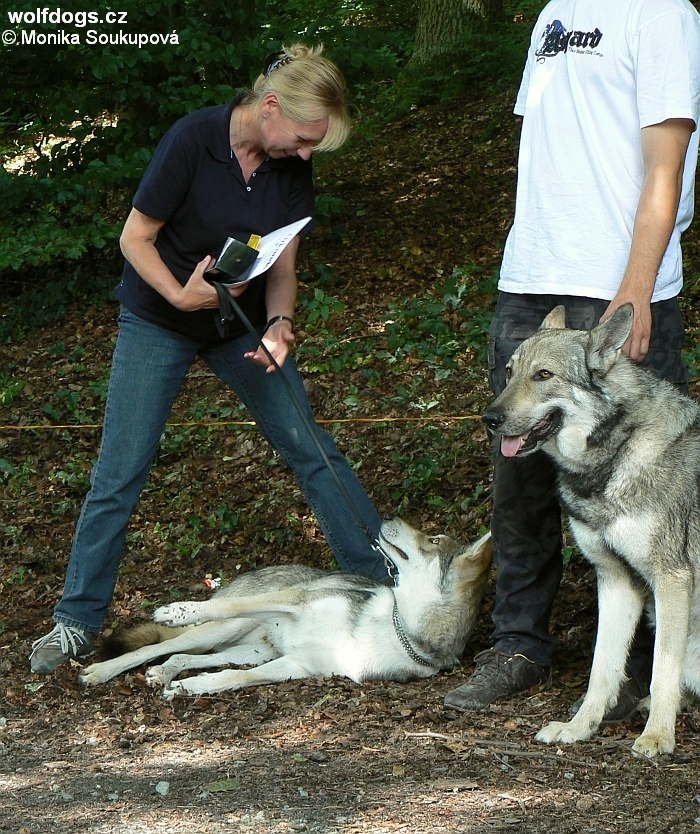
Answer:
[{"left": 99, "top": 623, "right": 188, "bottom": 660}]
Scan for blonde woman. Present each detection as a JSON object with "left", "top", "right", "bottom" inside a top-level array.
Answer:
[{"left": 30, "top": 45, "right": 385, "bottom": 673}]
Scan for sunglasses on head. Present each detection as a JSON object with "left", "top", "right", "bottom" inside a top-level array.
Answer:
[{"left": 263, "top": 50, "right": 293, "bottom": 77}]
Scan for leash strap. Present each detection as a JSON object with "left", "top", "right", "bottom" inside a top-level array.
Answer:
[
  {"left": 211, "top": 284, "right": 392, "bottom": 573},
  {"left": 212, "top": 282, "right": 241, "bottom": 339}
]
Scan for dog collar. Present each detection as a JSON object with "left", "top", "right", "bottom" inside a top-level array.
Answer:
[{"left": 392, "top": 601, "right": 436, "bottom": 668}]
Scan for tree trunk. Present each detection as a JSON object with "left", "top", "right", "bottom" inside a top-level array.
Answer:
[{"left": 412, "top": 0, "right": 505, "bottom": 64}]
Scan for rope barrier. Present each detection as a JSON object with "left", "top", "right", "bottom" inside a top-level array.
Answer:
[{"left": 0, "top": 414, "right": 482, "bottom": 432}]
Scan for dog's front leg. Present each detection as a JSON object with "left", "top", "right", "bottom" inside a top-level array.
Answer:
[
  {"left": 537, "top": 564, "right": 643, "bottom": 745},
  {"left": 152, "top": 600, "right": 211, "bottom": 626},
  {"left": 154, "top": 589, "right": 304, "bottom": 627},
  {"left": 632, "top": 572, "right": 691, "bottom": 758}
]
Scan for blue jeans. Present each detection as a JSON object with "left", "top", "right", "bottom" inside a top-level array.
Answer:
[{"left": 54, "top": 308, "right": 385, "bottom": 632}]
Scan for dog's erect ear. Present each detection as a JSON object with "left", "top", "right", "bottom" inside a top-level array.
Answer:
[
  {"left": 586, "top": 303, "right": 634, "bottom": 375},
  {"left": 464, "top": 531, "right": 492, "bottom": 565},
  {"left": 540, "top": 306, "right": 566, "bottom": 330},
  {"left": 457, "top": 531, "right": 492, "bottom": 584}
]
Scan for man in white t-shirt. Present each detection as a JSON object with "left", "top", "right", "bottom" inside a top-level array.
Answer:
[{"left": 445, "top": 0, "right": 700, "bottom": 715}]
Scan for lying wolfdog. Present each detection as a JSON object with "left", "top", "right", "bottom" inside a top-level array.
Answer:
[
  {"left": 80, "top": 516, "right": 491, "bottom": 698},
  {"left": 482, "top": 303, "right": 700, "bottom": 758}
]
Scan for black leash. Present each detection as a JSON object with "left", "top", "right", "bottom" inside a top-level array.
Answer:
[{"left": 211, "top": 284, "right": 395, "bottom": 580}]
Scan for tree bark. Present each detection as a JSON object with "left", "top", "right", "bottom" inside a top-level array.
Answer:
[{"left": 412, "top": 0, "right": 505, "bottom": 64}]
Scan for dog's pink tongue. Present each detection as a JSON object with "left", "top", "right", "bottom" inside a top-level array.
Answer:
[{"left": 500, "top": 435, "right": 525, "bottom": 457}]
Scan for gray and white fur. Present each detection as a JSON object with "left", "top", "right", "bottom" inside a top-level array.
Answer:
[
  {"left": 482, "top": 303, "right": 700, "bottom": 759},
  {"left": 80, "top": 516, "right": 491, "bottom": 699}
]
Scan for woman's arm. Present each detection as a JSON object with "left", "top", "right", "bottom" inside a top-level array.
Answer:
[
  {"left": 244, "top": 236, "right": 299, "bottom": 371},
  {"left": 120, "top": 208, "right": 247, "bottom": 312}
]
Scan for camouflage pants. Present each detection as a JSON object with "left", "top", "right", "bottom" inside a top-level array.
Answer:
[{"left": 487, "top": 292, "right": 687, "bottom": 666}]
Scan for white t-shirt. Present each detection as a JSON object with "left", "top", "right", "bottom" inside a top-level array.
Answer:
[{"left": 499, "top": 0, "right": 700, "bottom": 301}]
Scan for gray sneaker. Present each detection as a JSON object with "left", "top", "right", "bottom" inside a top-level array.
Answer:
[
  {"left": 444, "top": 648, "right": 551, "bottom": 711},
  {"left": 29, "top": 624, "right": 95, "bottom": 673}
]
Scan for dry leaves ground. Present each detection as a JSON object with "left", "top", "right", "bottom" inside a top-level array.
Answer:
[{"left": 2, "top": 89, "right": 700, "bottom": 833}]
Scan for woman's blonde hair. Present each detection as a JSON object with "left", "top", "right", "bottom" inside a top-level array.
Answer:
[{"left": 246, "top": 43, "right": 350, "bottom": 153}]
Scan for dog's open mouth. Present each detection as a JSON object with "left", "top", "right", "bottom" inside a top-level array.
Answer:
[{"left": 500, "top": 410, "right": 562, "bottom": 457}]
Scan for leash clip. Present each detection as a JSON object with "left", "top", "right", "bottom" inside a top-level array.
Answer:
[{"left": 371, "top": 537, "right": 397, "bottom": 584}]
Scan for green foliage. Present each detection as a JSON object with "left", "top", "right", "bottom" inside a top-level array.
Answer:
[
  {"left": 300, "top": 287, "right": 346, "bottom": 322},
  {"left": 377, "top": 1, "right": 545, "bottom": 120},
  {"left": 0, "top": 259, "right": 119, "bottom": 343},
  {"left": 385, "top": 422, "right": 490, "bottom": 523},
  {"left": 6, "top": 564, "right": 29, "bottom": 585},
  {"left": 390, "top": 446, "right": 441, "bottom": 496},
  {"left": 0, "top": 0, "right": 412, "bottom": 279},
  {"left": 314, "top": 193, "right": 345, "bottom": 225},
  {"left": 0, "top": 373, "right": 26, "bottom": 405},
  {"left": 389, "top": 20, "right": 531, "bottom": 118},
  {"left": 383, "top": 266, "right": 496, "bottom": 378},
  {"left": 296, "top": 263, "right": 495, "bottom": 384},
  {"left": 682, "top": 340, "right": 700, "bottom": 378}
]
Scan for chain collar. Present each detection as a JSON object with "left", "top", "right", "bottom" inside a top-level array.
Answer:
[{"left": 392, "top": 601, "right": 436, "bottom": 668}]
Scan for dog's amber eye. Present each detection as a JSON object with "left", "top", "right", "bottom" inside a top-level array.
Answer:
[{"left": 536, "top": 369, "right": 553, "bottom": 380}]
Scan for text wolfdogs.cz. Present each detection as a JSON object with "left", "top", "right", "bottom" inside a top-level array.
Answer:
[{"left": 20, "top": 29, "right": 179, "bottom": 45}]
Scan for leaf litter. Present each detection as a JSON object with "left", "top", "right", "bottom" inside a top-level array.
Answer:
[{"left": 1, "top": 88, "right": 700, "bottom": 833}]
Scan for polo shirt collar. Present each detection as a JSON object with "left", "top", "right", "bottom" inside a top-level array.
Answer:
[{"left": 207, "top": 92, "right": 246, "bottom": 163}]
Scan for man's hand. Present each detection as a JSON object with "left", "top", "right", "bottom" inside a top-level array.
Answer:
[
  {"left": 600, "top": 294, "right": 651, "bottom": 362},
  {"left": 244, "top": 319, "right": 295, "bottom": 371}
]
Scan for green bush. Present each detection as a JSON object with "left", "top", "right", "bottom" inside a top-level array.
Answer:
[{"left": 0, "top": 0, "right": 412, "bottom": 279}]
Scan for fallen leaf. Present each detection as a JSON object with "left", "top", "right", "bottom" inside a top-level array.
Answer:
[{"left": 205, "top": 778, "right": 242, "bottom": 793}]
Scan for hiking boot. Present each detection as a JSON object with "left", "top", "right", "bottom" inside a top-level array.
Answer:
[
  {"left": 29, "top": 624, "right": 95, "bottom": 673},
  {"left": 569, "top": 673, "right": 650, "bottom": 723},
  {"left": 444, "top": 648, "right": 551, "bottom": 711}
]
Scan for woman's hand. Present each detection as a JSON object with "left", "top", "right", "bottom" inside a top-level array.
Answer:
[
  {"left": 121, "top": 209, "right": 249, "bottom": 313},
  {"left": 172, "top": 257, "right": 250, "bottom": 312},
  {"left": 244, "top": 319, "right": 295, "bottom": 371}
]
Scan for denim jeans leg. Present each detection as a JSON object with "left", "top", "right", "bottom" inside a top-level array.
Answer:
[
  {"left": 202, "top": 334, "right": 386, "bottom": 580},
  {"left": 53, "top": 310, "right": 198, "bottom": 631}
]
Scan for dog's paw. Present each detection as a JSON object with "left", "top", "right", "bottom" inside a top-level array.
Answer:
[
  {"left": 161, "top": 681, "right": 186, "bottom": 701},
  {"left": 79, "top": 663, "right": 107, "bottom": 687},
  {"left": 145, "top": 665, "right": 172, "bottom": 687},
  {"left": 631, "top": 730, "right": 675, "bottom": 759},
  {"left": 153, "top": 601, "right": 203, "bottom": 626},
  {"left": 535, "top": 720, "right": 591, "bottom": 745}
]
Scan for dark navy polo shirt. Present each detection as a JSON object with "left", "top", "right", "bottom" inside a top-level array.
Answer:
[{"left": 115, "top": 93, "right": 315, "bottom": 341}]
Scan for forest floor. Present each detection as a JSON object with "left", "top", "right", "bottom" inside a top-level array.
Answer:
[{"left": 2, "top": 84, "right": 700, "bottom": 833}]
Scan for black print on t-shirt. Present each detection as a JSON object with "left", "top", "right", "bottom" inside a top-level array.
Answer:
[{"left": 535, "top": 19, "right": 603, "bottom": 61}]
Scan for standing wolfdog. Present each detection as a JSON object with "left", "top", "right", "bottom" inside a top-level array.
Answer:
[
  {"left": 482, "top": 303, "right": 700, "bottom": 758},
  {"left": 80, "top": 516, "right": 491, "bottom": 698}
]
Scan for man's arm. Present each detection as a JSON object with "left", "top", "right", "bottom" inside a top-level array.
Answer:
[{"left": 602, "top": 118, "right": 694, "bottom": 361}]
